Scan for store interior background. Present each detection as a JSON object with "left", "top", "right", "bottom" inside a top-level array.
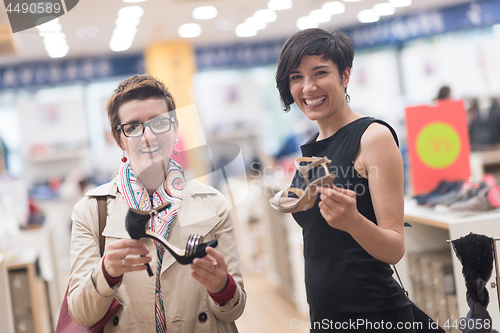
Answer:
[{"left": 1, "top": 0, "right": 500, "bottom": 332}]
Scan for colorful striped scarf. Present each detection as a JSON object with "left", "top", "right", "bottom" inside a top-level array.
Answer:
[{"left": 117, "top": 159, "right": 185, "bottom": 333}]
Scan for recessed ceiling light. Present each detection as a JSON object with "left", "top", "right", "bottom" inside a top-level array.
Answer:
[
  {"left": 309, "top": 9, "right": 331, "bottom": 23},
  {"left": 254, "top": 9, "right": 277, "bottom": 23},
  {"left": 245, "top": 17, "right": 267, "bottom": 30},
  {"left": 373, "top": 3, "right": 395, "bottom": 16},
  {"left": 268, "top": 0, "right": 292, "bottom": 11},
  {"left": 296, "top": 16, "right": 319, "bottom": 30},
  {"left": 178, "top": 23, "right": 202, "bottom": 38},
  {"left": 389, "top": 0, "right": 411, "bottom": 8},
  {"left": 235, "top": 24, "right": 257, "bottom": 37},
  {"left": 86, "top": 25, "right": 99, "bottom": 37},
  {"left": 193, "top": 6, "right": 217, "bottom": 20},
  {"left": 116, "top": 16, "right": 140, "bottom": 27},
  {"left": 322, "top": 2, "right": 346, "bottom": 15},
  {"left": 357, "top": 9, "right": 380, "bottom": 23},
  {"left": 75, "top": 26, "right": 86, "bottom": 39},
  {"left": 118, "top": 6, "right": 144, "bottom": 19}
]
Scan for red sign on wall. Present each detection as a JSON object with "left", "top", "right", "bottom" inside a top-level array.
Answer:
[{"left": 405, "top": 100, "right": 471, "bottom": 195}]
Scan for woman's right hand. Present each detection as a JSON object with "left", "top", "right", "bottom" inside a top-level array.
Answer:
[{"left": 103, "top": 239, "right": 151, "bottom": 278}]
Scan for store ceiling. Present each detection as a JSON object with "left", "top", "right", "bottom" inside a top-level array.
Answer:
[{"left": 0, "top": 0, "right": 473, "bottom": 66}]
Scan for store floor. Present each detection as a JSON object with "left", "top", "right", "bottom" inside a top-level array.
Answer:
[{"left": 236, "top": 271, "right": 309, "bottom": 333}]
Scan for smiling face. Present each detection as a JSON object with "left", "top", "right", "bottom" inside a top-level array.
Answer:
[
  {"left": 289, "top": 54, "right": 350, "bottom": 124},
  {"left": 117, "top": 98, "right": 177, "bottom": 176}
]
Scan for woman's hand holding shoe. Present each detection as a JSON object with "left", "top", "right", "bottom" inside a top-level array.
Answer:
[
  {"left": 317, "top": 185, "right": 362, "bottom": 234},
  {"left": 103, "top": 239, "right": 151, "bottom": 278},
  {"left": 191, "top": 247, "right": 229, "bottom": 294}
]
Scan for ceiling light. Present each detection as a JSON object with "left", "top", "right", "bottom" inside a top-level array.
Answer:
[
  {"left": 373, "top": 3, "right": 395, "bottom": 16},
  {"left": 254, "top": 9, "right": 277, "bottom": 23},
  {"left": 357, "top": 9, "right": 380, "bottom": 23},
  {"left": 309, "top": 9, "right": 331, "bottom": 23},
  {"left": 75, "top": 26, "right": 86, "bottom": 39},
  {"left": 193, "top": 6, "right": 217, "bottom": 20},
  {"left": 268, "top": 0, "right": 292, "bottom": 11},
  {"left": 322, "top": 2, "right": 346, "bottom": 15},
  {"left": 116, "top": 16, "right": 141, "bottom": 27},
  {"left": 123, "top": 0, "right": 146, "bottom": 2},
  {"left": 245, "top": 17, "right": 267, "bottom": 30},
  {"left": 47, "top": 44, "right": 69, "bottom": 58},
  {"left": 235, "top": 24, "right": 257, "bottom": 37},
  {"left": 36, "top": 18, "right": 61, "bottom": 32},
  {"left": 110, "top": 36, "right": 133, "bottom": 52},
  {"left": 178, "top": 23, "right": 202, "bottom": 38},
  {"left": 389, "top": 0, "right": 411, "bottom": 7},
  {"left": 118, "top": 6, "right": 144, "bottom": 19},
  {"left": 296, "top": 16, "right": 319, "bottom": 30},
  {"left": 86, "top": 25, "right": 99, "bottom": 37},
  {"left": 114, "top": 26, "right": 138, "bottom": 36}
]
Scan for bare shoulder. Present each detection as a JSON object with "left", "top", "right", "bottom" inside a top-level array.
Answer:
[{"left": 360, "top": 122, "right": 397, "bottom": 148}]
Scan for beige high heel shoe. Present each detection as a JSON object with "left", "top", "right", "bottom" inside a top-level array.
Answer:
[{"left": 269, "top": 156, "right": 336, "bottom": 213}]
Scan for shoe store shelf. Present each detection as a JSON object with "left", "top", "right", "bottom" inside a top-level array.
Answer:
[{"left": 399, "top": 198, "right": 500, "bottom": 329}]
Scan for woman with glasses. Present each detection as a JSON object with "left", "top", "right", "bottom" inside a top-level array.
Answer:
[{"left": 66, "top": 74, "right": 246, "bottom": 333}]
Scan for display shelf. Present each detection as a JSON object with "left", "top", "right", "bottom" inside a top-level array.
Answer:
[
  {"left": 400, "top": 199, "right": 500, "bottom": 329},
  {"left": 0, "top": 255, "right": 15, "bottom": 333},
  {"left": 5, "top": 250, "right": 52, "bottom": 333}
]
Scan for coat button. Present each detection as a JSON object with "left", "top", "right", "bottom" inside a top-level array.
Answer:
[
  {"left": 113, "top": 316, "right": 119, "bottom": 326},
  {"left": 198, "top": 312, "right": 207, "bottom": 322}
]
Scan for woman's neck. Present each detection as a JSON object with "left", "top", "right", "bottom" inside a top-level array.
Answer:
[
  {"left": 135, "top": 161, "right": 168, "bottom": 195},
  {"left": 317, "top": 108, "right": 362, "bottom": 141}
]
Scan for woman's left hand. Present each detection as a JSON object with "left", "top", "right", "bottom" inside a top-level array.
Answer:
[
  {"left": 190, "top": 247, "right": 229, "bottom": 294},
  {"left": 317, "top": 185, "right": 361, "bottom": 233}
]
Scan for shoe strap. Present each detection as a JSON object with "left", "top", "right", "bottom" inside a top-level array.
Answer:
[
  {"left": 272, "top": 187, "right": 304, "bottom": 204},
  {"left": 295, "top": 156, "right": 331, "bottom": 185}
]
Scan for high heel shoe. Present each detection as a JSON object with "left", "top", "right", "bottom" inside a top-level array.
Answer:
[
  {"left": 125, "top": 202, "right": 218, "bottom": 265},
  {"left": 270, "top": 156, "right": 336, "bottom": 213}
]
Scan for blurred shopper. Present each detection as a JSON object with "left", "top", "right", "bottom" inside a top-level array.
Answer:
[
  {"left": 67, "top": 74, "right": 245, "bottom": 332},
  {"left": 275, "top": 28, "right": 415, "bottom": 332},
  {"left": 435, "top": 85, "right": 451, "bottom": 101}
]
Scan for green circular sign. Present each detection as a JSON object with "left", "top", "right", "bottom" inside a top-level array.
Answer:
[{"left": 416, "top": 121, "right": 461, "bottom": 169}]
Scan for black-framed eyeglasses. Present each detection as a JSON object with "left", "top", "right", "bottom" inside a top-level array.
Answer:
[{"left": 116, "top": 117, "right": 176, "bottom": 138}]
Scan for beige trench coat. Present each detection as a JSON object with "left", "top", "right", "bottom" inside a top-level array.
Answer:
[{"left": 67, "top": 177, "right": 246, "bottom": 333}]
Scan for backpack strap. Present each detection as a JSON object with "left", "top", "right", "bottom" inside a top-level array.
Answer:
[{"left": 97, "top": 196, "right": 107, "bottom": 257}]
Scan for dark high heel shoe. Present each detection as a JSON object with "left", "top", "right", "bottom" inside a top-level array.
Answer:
[{"left": 125, "top": 202, "right": 218, "bottom": 265}]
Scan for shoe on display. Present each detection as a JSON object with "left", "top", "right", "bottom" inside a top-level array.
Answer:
[
  {"left": 448, "top": 185, "right": 498, "bottom": 213},
  {"left": 414, "top": 180, "right": 463, "bottom": 206},
  {"left": 435, "top": 182, "right": 483, "bottom": 207}
]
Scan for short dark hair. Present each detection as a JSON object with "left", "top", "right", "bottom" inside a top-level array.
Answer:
[
  {"left": 276, "top": 28, "right": 355, "bottom": 112},
  {"left": 106, "top": 74, "right": 176, "bottom": 147}
]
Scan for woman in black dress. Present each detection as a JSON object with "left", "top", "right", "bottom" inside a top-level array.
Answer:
[{"left": 275, "top": 28, "right": 415, "bottom": 332}]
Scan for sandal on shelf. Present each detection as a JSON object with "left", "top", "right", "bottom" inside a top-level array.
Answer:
[{"left": 269, "top": 156, "right": 336, "bottom": 213}]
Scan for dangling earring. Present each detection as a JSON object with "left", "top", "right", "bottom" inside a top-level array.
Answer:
[
  {"left": 121, "top": 150, "right": 128, "bottom": 163},
  {"left": 345, "top": 87, "right": 351, "bottom": 103},
  {"left": 172, "top": 139, "right": 179, "bottom": 156}
]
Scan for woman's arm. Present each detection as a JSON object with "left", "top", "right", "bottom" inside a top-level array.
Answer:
[
  {"left": 317, "top": 123, "right": 405, "bottom": 264},
  {"left": 67, "top": 196, "right": 118, "bottom": 327}
]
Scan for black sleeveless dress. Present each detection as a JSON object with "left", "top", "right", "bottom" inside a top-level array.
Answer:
[{"left": 291, "top": 117, "right": 413, "bottom": 331}]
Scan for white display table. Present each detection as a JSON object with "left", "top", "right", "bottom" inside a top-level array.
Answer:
[{"left": 401, "top": 200, "right": 500, "bottom": 328}]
